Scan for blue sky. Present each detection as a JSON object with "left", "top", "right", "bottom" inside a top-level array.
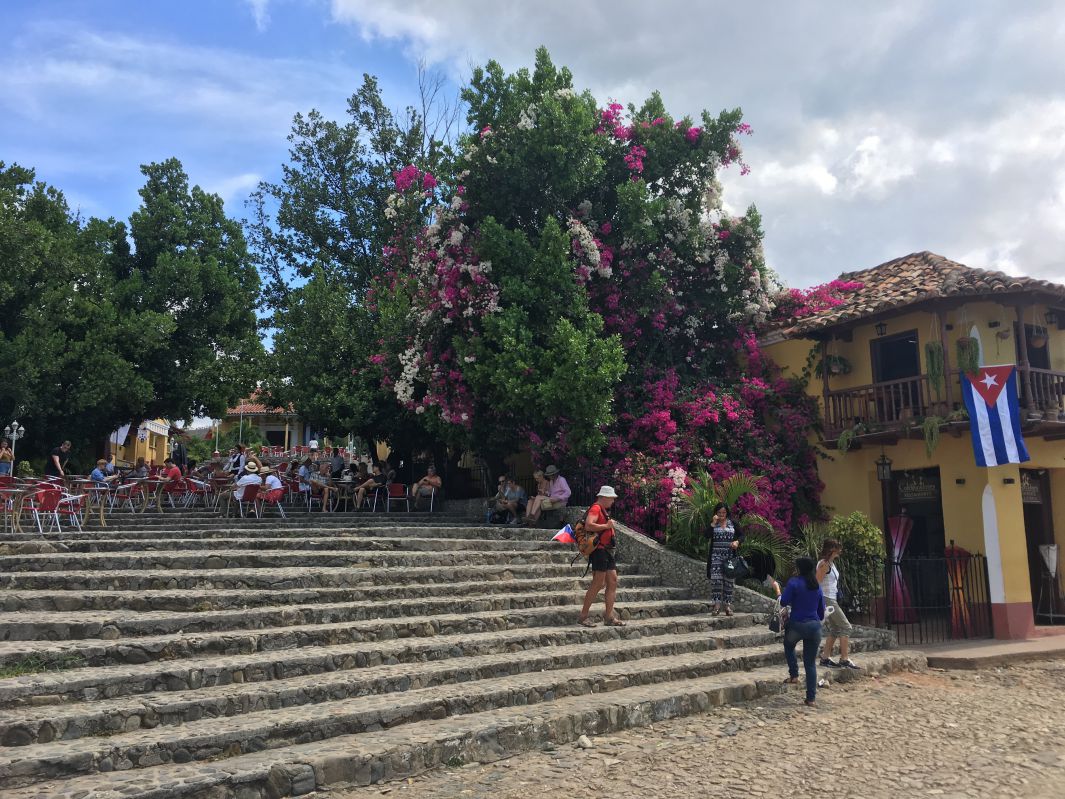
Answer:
[
  {"left": 3, "top": 1, "right": 1065, "bottom": 288},
  {"left": 1, "top": 0, "right": 419, "bottom": 222}
]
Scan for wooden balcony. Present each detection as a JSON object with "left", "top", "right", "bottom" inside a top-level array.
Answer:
[{"left": 823, "top": 367, "right": 1065, "bottom": 443}]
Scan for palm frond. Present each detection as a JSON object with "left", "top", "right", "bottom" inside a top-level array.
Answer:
[
  {"left": 717, "top": 473, "right": 763, "bottom": 508},
  {"left": 737, "top": 526, "right": 793, "bottom": 580}
]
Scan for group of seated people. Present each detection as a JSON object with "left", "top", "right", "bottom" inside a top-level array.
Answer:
[
  {"left": 289, "top": 450, "right": 442, "bottom": 513},
  {"left": 85, "top": 442, "right": 444, "bottom": 516},
  {"left": 485, "top": 465, "right": 571, "bottom": 525}
]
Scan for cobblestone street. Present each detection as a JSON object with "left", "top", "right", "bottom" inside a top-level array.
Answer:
[{"left": 333, "top": 660, "right": 1065, "bottom": 799}]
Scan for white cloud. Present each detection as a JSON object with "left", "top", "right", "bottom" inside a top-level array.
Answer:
[
  {"left": 245, "top": 0, "right": 271, "bottom": 32},
  {"left": 206, "top": 172, "right": 263, "bottom": 206},
  {"left": 327, "top": 0, "right": 1065, "bottom": 288}
]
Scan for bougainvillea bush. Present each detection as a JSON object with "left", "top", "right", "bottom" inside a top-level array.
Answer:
[{"left": 371, "top": 48, "right": 851, "bottom": 538}]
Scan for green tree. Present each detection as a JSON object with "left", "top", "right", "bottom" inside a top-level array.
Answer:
[
  {"left": 124, "top": 158, "right": 264, "bottom": 424},
  {"left": 249, "top": 71, "right": 458, "bottom": 451},
  {"left": 0, "top": 160, "right": 262, "bottom": 463}
]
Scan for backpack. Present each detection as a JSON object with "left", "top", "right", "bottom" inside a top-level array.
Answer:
[{"left": 574, "top": 513, "right": 599, "bottom": 558}]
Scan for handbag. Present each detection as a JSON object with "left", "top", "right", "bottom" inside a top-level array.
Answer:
[
  {"left": 769, "top": 601, "right": 789, "bottom": 633},
  {"left": 723, "top": 554, "right": 750, "bottom": 581},
  {"left": 836, "top": 575, "right": 852, "bottom": 609}
]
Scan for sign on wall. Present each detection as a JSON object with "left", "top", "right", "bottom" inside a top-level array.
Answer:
[{"left": 897, "top": 471, "right": 940, "bottom": 503}]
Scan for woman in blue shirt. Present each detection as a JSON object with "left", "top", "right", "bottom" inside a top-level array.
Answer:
[{"left": 780, "top": 556, "right": 826, "bottom": 706}]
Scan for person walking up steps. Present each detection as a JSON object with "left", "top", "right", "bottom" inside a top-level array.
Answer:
[
  {"left": 704, "top": 503, "right": 740, "bottom": 616},
  {"left": 780, "top": 556, "right": 825, "bottom": 707},
  {"left": 577, "top": 486, "right": 624, "bottom": 628},
  {"left": 817, "top": 539, "right": 860, "bottom": 670}
]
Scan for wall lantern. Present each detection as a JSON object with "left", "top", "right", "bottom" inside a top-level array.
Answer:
[
  {"left": 1003, "top": 477, "right": 1016, "bottom": 485},
  {"left": 1046, "top": 310, "right": 1058, "bottom": 326},
  {"left": 874, "top": 322, "right": 888, "bottom": 337},
  {"left": 875, "top": 450, "right": 893, "bottom": 482}
]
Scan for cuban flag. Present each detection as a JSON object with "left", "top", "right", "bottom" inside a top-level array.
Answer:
[
  {"left": 552, "top": 524, "right": 576, "bottom": 544},
  {"left": 961, "top": 365, "right": 1030, "bottom": 467}
]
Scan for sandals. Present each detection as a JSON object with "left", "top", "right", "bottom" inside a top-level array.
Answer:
[
  {"left": 577, "top": 616, "right": 598, "bottom": 628},
  {"left": 603, "top": 616, "right": 627, "bottom": 627}
]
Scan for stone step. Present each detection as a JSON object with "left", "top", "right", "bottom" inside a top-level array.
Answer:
[
  {"left": 0, "top": 599, "right": 715, "bottom": 669},
  {"left": 17, "top": 536, "right": 564, "bottom": 554},
  {"left": 0, "top": 586, "right": 689, "bottom": 641},
  {"left": 2, "top": 525, "right": 545, "bottom": 543},
  {"left": 0, "top": 548, "right": 579, "bottom": 573},
  {"left": 0, "top": 574, "right": 665, "bottom": 612},
  {"left": 0, "top": 561, "right": 639, "bottom": 593},
  {"left": 0, "top": 626, "right": 793, "bottom": 745},
  {"left": 0, "top": 643, "right": 829, "bottom": 783},
  {"left": 0, "top": 614, "right": 758, "bottom": 708},
  {"left": 0, "top": 649, "right": 924, "bottom": 795}
]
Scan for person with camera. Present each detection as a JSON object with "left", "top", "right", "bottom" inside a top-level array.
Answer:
[
  {"left": 577, "top": 486, "right": 623, "bottom": 628},
  {"left": 817, "top": 539, "right": 860, "bottom": 670},
  {"left": 704, "top": 502, "right": 741, "bottom": 616}
]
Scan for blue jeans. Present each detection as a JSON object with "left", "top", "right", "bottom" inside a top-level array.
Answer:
[
  {"left": 0, "top": 462, "right": 10, "bottom": 476},
  {"left": 784, "top": 619, "right": 823, "bottom": 702}
]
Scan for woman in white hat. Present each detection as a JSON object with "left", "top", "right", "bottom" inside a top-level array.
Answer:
[{"left": 577, "top": 486, "right": 625, "bottom": 627}]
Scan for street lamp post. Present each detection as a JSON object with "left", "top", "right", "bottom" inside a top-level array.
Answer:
[{"left": 4, "top": 420, "right": 26, "bottom": 464}]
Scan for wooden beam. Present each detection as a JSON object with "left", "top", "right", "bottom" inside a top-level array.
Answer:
[
  {"left": 1016, "top": 305, "right": 1036, "bottom": 410},
  {"left": 936, "top": 309, "right": 954, "bottom": 408}
]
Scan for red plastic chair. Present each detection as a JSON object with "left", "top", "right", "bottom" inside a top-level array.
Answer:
[
  {"left": 182, "top": 478, "right": 207, "bottom": 507},
  {"left": 259, "top": 487, "right": 287, "bottom": 518},
  {"left": 237, "top": 483, "right": 261, "bottom": 518},
  {"left": 386, "top": 483, "right": 409, "bottom": 512},
  {"left": 31, "top": 488, "right": 85, "bottom": 532},
  {"left": 112, "top": 482, "right": 144, "bottom": 512},
  {"left": 162, "top": 479, "right": 187, "bottom": 509}
]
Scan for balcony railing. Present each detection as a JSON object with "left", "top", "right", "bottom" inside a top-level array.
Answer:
[
  {"left": 824, "top": 374, "right": 933, "bottom": 433},
  {"left": 824, "top": 367, "right": 1065, "bottom": 435}
]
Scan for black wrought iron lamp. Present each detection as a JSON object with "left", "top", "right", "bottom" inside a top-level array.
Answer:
[
  {"left": 876, "top": 449, "right": 893, "bottom": 482},
  {"left": 875, "top": 321, "right": 887, "bottom": 337}
]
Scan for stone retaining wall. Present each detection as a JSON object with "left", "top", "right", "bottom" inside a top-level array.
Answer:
[{"left": 557, "top": 507, "right": 896, "bottom": 648}]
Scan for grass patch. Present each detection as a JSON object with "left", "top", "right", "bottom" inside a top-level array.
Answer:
[{"left": 0, "top": 654, "right": 86, "bottom": 679}]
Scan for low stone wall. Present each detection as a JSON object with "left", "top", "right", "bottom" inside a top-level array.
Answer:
[{"left": 558, "top": 507, "right": 896, "bottom": 647}]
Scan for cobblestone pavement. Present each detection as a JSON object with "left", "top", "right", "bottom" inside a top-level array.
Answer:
[{"left": 331, "top": 660, "right": 1065, "bottom": 799}]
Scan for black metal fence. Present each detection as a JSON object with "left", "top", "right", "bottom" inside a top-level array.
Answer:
[{"left": 844, "top": 548, "right": 994, "bottom": 645}]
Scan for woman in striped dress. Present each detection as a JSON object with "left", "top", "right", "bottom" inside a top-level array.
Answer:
[{"left": 704, "top": 503, "right": 741, "bottom": 616}]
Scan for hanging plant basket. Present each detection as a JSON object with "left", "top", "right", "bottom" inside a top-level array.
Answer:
[
  {"left": 1030, "top": 328, "right": 1048, "bottom": 348},
  {"left": 956, "top": 336, "right": 980, "bottom": 376}
]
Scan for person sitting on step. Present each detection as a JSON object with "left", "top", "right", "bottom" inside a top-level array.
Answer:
[{"left": 523, "top": 465, "right": 570, "bottom": 524}]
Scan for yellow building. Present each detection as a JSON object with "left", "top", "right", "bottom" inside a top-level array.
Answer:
[
  {"left": 763, "top": 252, "right": 1065, "bottom": 640},
  {"left": 109, "top": 419, "right": 171, "bottom": 466}
]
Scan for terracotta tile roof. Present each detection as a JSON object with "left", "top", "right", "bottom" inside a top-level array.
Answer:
[
  {"left": 226, "top": 392, "right": 295, "bottom": 416},
  {"left": 771, "top": 251, "right": 1065, "bottom": 339}
]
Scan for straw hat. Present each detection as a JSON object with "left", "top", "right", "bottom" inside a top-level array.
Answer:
[
  {"left": 544, "top": 464, "right": 560, "bottom": 477},
  {"left": 244, "top": 463, "right": 260, "bottom": 474}
]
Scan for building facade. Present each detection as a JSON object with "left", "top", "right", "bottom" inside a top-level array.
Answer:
[{"left": 763, "top": 252, "right": 1065, "bottom": 639}]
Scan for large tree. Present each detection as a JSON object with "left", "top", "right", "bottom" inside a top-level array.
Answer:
[
  {"left": 248, "top": 71, "right": 457, "bottom": 448},
  {"left": 0, "top": 160, "right": 262, "bottom": 465}
]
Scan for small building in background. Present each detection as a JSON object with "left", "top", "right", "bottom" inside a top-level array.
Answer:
[
  {"left": 219, "top": 394, "right": 305, "bottom": 450},
  {"left": 109, "top": 419, "right": 171, "bottom": 466}
]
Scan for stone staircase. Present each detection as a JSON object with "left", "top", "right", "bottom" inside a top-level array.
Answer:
[{"left": 0, "top": 508, "right": 925, "bottom": 798}]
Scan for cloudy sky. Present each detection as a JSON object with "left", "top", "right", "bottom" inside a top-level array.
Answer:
[{"left": 4, "top": 0, "right": 1065, "bottom": 289}]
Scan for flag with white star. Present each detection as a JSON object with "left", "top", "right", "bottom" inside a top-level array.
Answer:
[{"left": 961, "top": 365, "right": 1030, "bottom": 467}]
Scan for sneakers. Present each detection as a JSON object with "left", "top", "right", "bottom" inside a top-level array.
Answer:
[
  {"left": 819, "top": 658, "right": 840, "bottom": 668},
  {"left": 839, "top": 659, "right": 861, "bottom": 670}
]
